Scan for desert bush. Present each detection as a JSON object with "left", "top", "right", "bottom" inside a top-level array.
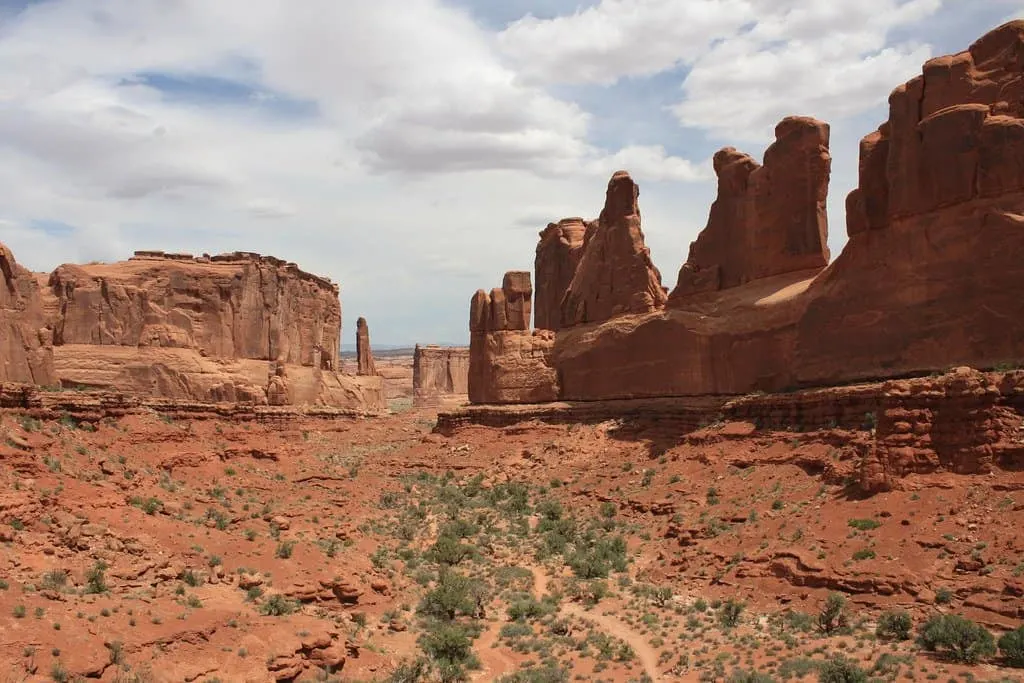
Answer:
[
  {"left": 817, "top": 593, "right": 849, "bottom": 635},
  {"left": 875, "top": 609, "right": 912, "bottom": 640},
  {"left": 718, "top": 598, "right": 744, "bottom": 628},
  {"left": 417, "top": 571, "right": 482, "bottom": 622},
  {"left": 817, "top": 656, "right": 867, "bottom": 683},
  {"left": 998, "top": 625, "right": 1024, "bottom": 667},
  {"left": 917, "top": 614, "right": 995, "bottom": 664}
]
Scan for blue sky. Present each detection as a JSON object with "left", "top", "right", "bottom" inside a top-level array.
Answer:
[{"left": 0, "top": 0, "right": 1020, "bottom": 345}]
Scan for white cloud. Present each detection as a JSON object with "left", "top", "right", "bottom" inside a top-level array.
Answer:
[
  {"left": 499, "top": 0, "right": 944, "bottom": 141},
  {"left": 499, "top": 0, "right": 755, "bottom": 84},
  {"left": 673, "top": 1, "right": 942, "bottom": 141}
]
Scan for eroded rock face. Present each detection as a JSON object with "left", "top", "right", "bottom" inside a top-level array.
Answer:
[
  {"left": 861, "top": 368, "right": 1024, "bottom": 492},
  {"left": 671, "top": 117, "right": 831, "bottom": 301},
  {"left": 0, "top": 242, "right": 55, "bottom": 385},
  {"left": 26, "top": 250, "right": 384, "bottom": 410},
  {"left": 413, "top": 345, "right": 469, "bottom": 407},
  {"left": 356, "top": 317, "right": 377, "bottom": 376},
  {"left": 469, "top": 272, "right": 558, "bottom": 404},
  {"left": 534, "top": 218, "right": 587, "bottom": 331},
  {"left": 46, "top": 251, "right": 340, "bottom": 369},
  {"left": 797, "top": 21, "right": 1024, "bottom": 384},
  {"left": 561, "top": 172, "right": 667, "bottom": 326}
]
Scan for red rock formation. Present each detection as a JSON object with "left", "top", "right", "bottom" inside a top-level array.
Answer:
[
  {"left": 0, "top": 243, "right": 55, "bottom": 385},
  {"left": 861, "top": 368, "right": 1024, "bottom": 492},
  {"left": 28, "top": 251, "right": 383, "bottom": 410},
  {"left": 670, "top": 117, "right": 831, "bottom": 301},
  {"left": 356, "top": 317, "right": 377, "bottom": 376},
  {"left": 45, "top": 251, "right": 340, "bottom": 368},
  {"left": 796, "top": 20, "right": 1024, "bottom": 385},
  {"left": 534, "top": 218, "right": 587, "bottom": 330},
  {"left": 561, "top": 172, "right": 667, "bottom": 326},
  {"left": 469, "top": 272, "right": 558, "bottom": 404},
  {"left": 413, "top": 345, "right": 469, "bottom": 407}
]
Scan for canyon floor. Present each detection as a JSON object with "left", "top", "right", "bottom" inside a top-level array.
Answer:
[{"left": 1, "top": 397, "right": 1023, "bottom": 682}]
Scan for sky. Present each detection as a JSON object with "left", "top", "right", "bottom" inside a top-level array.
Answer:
[{"left": 0, "top": 0, "right": 1020, "bottom": 346}]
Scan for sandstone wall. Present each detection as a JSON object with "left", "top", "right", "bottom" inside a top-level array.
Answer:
[
  {"left": 534, "top": 218, "right": 587, "bottom": 331},
  {"left": 44, "top": 251, "right": 340, "bottom": 369},
  {"left": 468, "top": 21, "right": 1024, "bottom": 406},
  {"left": 796, "top": 21, "right": 1024, "bottom": 385},
  {"left": 671, "top": 116, "right": 831, "bottom": 301},
  {"left": 413, "top": 345, "right": 468, "bottom": 407},
  {"left": 0, "top": 243, "right": 55, "bottom": 385}
]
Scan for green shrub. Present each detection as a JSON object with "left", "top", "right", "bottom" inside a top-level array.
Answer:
[
  {"left": 427, "top": 535, "right": 473, "bottom": 566},
  {"left": 728, "top": 669, "right": 774, "bottom": 683},
  {"left": 718, "top": 598, "right": 744, "bottom": 629},
  {"left": 875, "top": 609, "right": 912, "bottom": 640},
  {"left": 417, "top": 571, "right": 482, "bottom": 622},
  {"left": 917, "top": 614, "right": 995, "bottom": 663},
  {"left": 85, "top": 562, "right": 108, "bottom": 594},
  {"left": 817, "top": 593, "right": 848, "bottom": 635},
  {"left": 259, "top": 594, "right": 297, "bottom": 616},
  {"left": 846, "top": 518, "right": 881, "bottom": 531},
  {"left": 417, "top": 622, "right": 480, "bottom": 682},
  {"left": 998, "top": 625, "right": 1024, "bottom": 667},
  {"left": 817, "top": 656, "right": 867, "bottom": 683}
]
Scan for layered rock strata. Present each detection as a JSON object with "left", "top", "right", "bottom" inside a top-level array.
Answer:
[
  {"left": 356, "top": 317, "right": 377, "bottom": 376},
  {"left": 534, "top": 218, "right": 587, "bottom": 331},
  {"left": 469, "top": 272, "right": 557, "bottom": 404},
  {"left": 0, "top": 243, "right": 55, "bottom": 385},
  {"left": 412, "top": 345, "right": 469, "bottom": 407}
]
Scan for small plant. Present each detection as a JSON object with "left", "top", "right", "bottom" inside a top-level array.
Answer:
[
  {"left": 718, "top": 598, "right": 744, "bottom": 628},
  {"left": 818, "top": 592, "right": 849, "bottom": 635},
  {"left": 13, "top": 604, "right": 25, "bottom": 618},
  {"left": 917, "top": 614, "right": 995, "bottom": 663},
  {"left": 876, "top": 609, "right": 912, "bottom": 641},
  {"left": 259, "top": 594, "right": 297, "bottom": 616},
  {"left": 999, "top": 625, "right": 1024, "bottom": 667},
  {"left": 275, "top": 540, "right": 296, "bottom": 559},
  {"left": 179, "top": 569, "right": 203, "bottom": 587},
  {"left": 818, "top": 655, "right": 868, "bottom": 683},
  {"left": 847, "top": 518, "right": 881, "bottom": 531},
  {"left": 935, "top": 587, "right": 953, "bottom": 604},
  {"left": 85, "top": 561, "right": 108, "bottom": 594},
  {"left": 852, "top": 548, "right": 876, "bottom": 561}
]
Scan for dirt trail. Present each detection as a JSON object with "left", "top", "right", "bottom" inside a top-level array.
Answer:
[
  {"left": 532, "top": 567, "right": 663, "bottom": 683},
  {"left": 472, "top": 615, "right": 515, "bottom": 681}
]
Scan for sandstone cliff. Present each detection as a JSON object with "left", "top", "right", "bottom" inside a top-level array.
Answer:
[
  {"left": 671, "top": 117, "right": 831, "bottom": 301},
  {"left": 412, "top": 345, "right": 469, "bottom": 407},
  {"left": 561, "top": 172, "right": 668, "bottom": 326},
  {"left": 44, "top": 251, "right": 340, "bottom": 369},
  {"left": 0, "top": 243, "right": 55, "bottom": 385},
  {"left": 468, "top": 21, "right": 1024, "bottom": 405},
  {"left": 795, "top": 20, "right": 1024, "bottom": 385},
  {"left": 22, "top": 250, "right": 383, "bottom": 411},
  {"left": 534, "top": 218, "right": 587, "bottom": 331}
]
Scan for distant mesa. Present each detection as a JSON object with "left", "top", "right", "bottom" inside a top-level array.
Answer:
[{"left": 1, "top": 245, "right": 384, "bottom": 411}]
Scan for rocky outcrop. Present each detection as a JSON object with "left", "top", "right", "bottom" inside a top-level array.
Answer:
[
  {"left": 16, "top": 250, "right": 383, "bottom": 410},
  {"left": 861, "top": 368, "right": 1024, "bottom": 492},
  {"left": 469, "top": 273, "right": 558, "bottom": 404},
  {"left": 413, "top": 345, "right": 469, "bottom": 407},
  {"left": 0, "top": 243, "right": 55, "bottom": 385},
  {"left": 670, "top": 117, "right": 831, "bottom": 301},
  {"left": 356, "top": 317, "right": 377, "bottom": 376},
  {"left": 561, "top": 172, "right": 668, "bottom": 326},
  {"left": 467, "top": 22, "right": 1024, "bottom": 406},
  {"left": 796, "top": 21, "right": 1024, "bottom": 385},
  {"left": 534, "top": 218, "right": 587, "bottom": 330},
  {"left": 44, "top": 251, "right": 340, "bottom": 369}
]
